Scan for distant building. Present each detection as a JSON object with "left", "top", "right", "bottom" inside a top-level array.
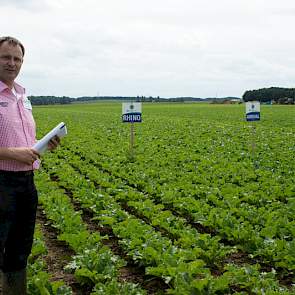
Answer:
[{"left": 230, "top": 98, "right": 242, "bottom": 104}]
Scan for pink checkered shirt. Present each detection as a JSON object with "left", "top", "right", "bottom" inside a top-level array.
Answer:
[{"left": 0, "top": 80, "right": 38, "bottom": 171}]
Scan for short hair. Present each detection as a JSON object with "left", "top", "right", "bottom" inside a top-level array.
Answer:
[{"left": 0, "top": 36, "right": 25, "bottom": 57}]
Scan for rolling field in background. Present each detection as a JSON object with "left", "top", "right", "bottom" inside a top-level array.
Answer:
[{"left": 28, "top": 102, "right": 295, "bottom": 294}]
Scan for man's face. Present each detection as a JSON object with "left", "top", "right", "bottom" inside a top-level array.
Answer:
[{"left": 0, "top": 41, "right": 23, "bottom": 87}]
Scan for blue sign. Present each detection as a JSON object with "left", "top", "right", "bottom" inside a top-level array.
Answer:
[
  {"left": 246, "top": 102, "right": 260, "bottom": 122},
  {"left": 246, "top": 112, "right": 260, "bottom": 121},
  {"left": 122, "top": 112, "right": 142, "bottom": 123},
  {"left": 122, "top": 102, "right": 142, "bottom": 123}
]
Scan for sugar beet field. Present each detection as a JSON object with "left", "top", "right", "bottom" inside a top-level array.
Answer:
[{"left": 28, "top": 103, "right": 294, "bottom": 294}]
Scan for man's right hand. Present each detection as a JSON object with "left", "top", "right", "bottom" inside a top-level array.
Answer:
[{"left": 0, "top": 147, "right": 40, "bottom": 165}]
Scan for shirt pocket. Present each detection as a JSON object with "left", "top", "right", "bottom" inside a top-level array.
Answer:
[{"left": 0, "top": 104, "right": 22, "bottom": 126}]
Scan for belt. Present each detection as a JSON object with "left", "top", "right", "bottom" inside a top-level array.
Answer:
[{"left": 0, "top": 170, "right": 34, "bottom": 176}]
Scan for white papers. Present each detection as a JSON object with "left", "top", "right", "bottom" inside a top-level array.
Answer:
[{"left": 33, "top": 122, "right": 67, "bottom": 154}]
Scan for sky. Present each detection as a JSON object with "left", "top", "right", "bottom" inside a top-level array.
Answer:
[{"left": 1, "top": 0, "right": 295, "bottom": 98}]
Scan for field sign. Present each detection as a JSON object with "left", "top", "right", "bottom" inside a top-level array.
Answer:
[
  {"left": 246, "top": 101, "right": 260, "bottom": 121},
  {"left": 122, "top": 102, "right": 142, "bottom": 123}
]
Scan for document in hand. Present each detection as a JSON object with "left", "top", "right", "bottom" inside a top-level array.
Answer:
[{"left": 33, "top": 122, "right": 67, "bottom": 155}]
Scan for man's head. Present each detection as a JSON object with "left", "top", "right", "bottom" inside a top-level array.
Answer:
[{"left": 0, "top": 36, "right": 25, "bottom": 88}]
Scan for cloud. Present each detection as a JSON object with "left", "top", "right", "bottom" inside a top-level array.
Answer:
[
  {"left": 2, "top": 0, "right": 295, "bottom": 97},
  {"left": 1, "top": 0, "right": 51, "bottom": 11}
]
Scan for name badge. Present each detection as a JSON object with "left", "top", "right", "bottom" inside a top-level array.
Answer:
[{"left": 23, "top": 97, "right": 32, "bottom": 110}]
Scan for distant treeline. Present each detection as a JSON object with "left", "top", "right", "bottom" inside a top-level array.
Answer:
[
  {"left": 29, "top": 96, "right": 73, "bottom": 105},
  {"left": 243, "top": 87, "right": 295, "bottom": 104},
  {"left": 28, "top": 95, "right": 240, "bottom": 105}
]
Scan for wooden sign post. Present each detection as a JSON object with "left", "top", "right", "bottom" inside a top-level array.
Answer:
[{"left": 245, "top": 101, "right": 260, "bottom": 166}]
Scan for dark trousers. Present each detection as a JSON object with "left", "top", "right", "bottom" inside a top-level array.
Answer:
[{"left": 0, "top": 170, "right": 38, "bottom": 272}]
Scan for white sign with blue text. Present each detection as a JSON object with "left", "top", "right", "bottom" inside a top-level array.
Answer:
[
  {"left": 246, "top": 101, "right": 260, "bottom": 121},
  {"left": 122, "top": 102, "right": 142, "bottom": 123}
]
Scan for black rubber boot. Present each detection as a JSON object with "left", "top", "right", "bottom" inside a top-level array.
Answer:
[
  {"left": 2, "top": 268, "right": 27, "bottom": 295},
  {"left": 0, "top": 270, "right": 3, "bottom": 295}
]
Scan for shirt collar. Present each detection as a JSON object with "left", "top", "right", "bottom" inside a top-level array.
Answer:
[{"left": 0, "top": 81, "right": 25, "bottom": 95}]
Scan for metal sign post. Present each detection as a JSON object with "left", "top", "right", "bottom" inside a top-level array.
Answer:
[{"left": 122, "top": 102, "right": 142, "bottom": 161}]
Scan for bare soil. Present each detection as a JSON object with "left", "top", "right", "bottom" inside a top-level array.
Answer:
[
  {"left": 47, "top": 172, "right": 168, "bottom": 295},
  {"left": 36, "top": 206, "right": 93, "bottom": 294}
]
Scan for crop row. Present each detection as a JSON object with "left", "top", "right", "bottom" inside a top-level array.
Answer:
[
  {"left": 34, "top": 170, "right": 147, "bottom": 295},
  {"left": 60, "top": 145, "right": 294, "bottom": 276},
  {"left": 27, "top": 225, "right": 72, "bottom": 294},
  {"left": 40, "top": 152, "right": 293, "bottom": 294},
  {"left": 33, "top": 103, "right": 295, "bottom": 294}
]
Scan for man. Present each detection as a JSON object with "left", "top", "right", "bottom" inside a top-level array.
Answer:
[{"left": 0, "top": 36, "right": 59, "bottom": 294}]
